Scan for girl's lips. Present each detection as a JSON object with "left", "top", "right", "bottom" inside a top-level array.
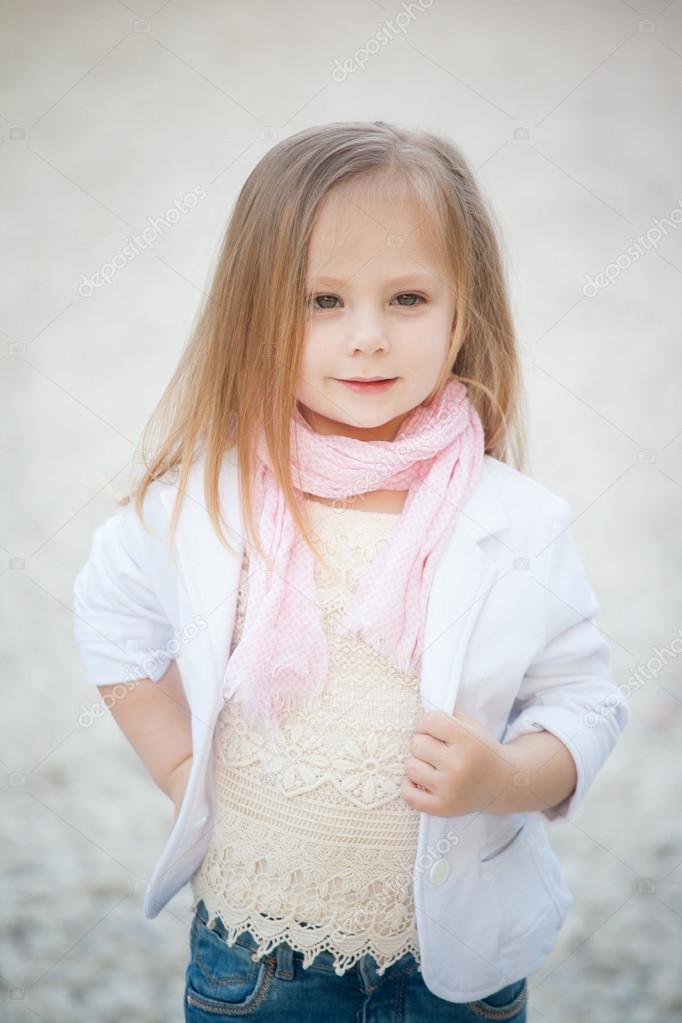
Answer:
[{"left": 336, "top": 378, "right": 398, "bottom": 393}]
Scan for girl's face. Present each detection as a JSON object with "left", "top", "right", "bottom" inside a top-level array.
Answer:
[{"left": 296, "top": 189, "right": 457, "bottom": 442}]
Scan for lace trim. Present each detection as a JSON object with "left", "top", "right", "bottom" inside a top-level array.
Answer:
[{"left": 190, "top": 881, "right": 421, "bottom": 977}]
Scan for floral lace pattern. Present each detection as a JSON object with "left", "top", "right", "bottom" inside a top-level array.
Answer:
[{"left": 191, "top": 498, "right": 424, "bottom": 976}]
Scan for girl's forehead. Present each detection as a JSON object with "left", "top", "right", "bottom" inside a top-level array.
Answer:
[
  {"left": 307, "top": 189, "right": 445, "bottom": 280},
  {"left": 313, "top": 181, "right": 430, "bottom": 231}
]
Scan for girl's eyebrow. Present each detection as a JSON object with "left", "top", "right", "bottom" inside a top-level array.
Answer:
[{"left": 307, "top": 272, "right": 440, "bottom": 289}]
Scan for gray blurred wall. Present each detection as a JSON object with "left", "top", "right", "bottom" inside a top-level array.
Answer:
[{"left": 1, "top": 1, "right": 680, "bottom": 1020}]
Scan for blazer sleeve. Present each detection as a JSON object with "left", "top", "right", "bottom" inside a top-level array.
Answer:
[
  {"left": 73, "top": 487, "right": 177, "bottom": 686},
  {"left": 501, "top": 497, "right": 629, "bottom": 822}
]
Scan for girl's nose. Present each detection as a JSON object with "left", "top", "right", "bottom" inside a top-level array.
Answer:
[{"left": 347, "top": 310, "right": 389, "bottom": 354}]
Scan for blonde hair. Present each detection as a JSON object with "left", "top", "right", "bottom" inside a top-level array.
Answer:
[{"left": 121, "top": 120, "right": 527, "bottom": 569}]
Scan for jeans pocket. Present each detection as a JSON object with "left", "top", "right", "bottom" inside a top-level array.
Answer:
[
  {"left": 185, "top": 914, "right": 276, "bottom": 1017},
  {"left": 465, "top": 977, "right": 528, "bottom": 1020}
]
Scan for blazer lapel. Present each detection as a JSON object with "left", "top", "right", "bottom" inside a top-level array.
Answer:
[
  {"left": 159, "top": 448, "right": 244, "bottom": 726},
  {"left": 420, "top": 456, "right": 510, "bottom": 716}
]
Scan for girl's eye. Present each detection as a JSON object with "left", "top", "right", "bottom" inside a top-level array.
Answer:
[
  {"left": 309, "top": 294, "right": 340, "bottom": 310},
  {"left": 305, "top": 292, "right": 426, "bottom": 310}
]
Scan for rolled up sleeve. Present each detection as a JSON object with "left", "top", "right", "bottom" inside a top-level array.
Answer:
[
  {"left": 73, "top": 495, "right": 176, "bottom": 686},
  {"left": 501, "top": 498, "right": 629, "bottom": 822}
]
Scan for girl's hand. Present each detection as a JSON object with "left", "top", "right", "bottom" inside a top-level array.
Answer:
[
  {"left": 168, "top": 754, "right": 194, "bottom": 824},
  {"left": 400, "top": 709, "right": 513, "bottom": 817}
]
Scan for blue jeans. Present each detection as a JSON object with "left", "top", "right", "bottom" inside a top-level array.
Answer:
[{"left": 184, "top": 899, "right": 528, "bottom": 1021}]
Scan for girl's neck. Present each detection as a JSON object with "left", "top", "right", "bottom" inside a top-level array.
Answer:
[{"left": 303, "top": 489, "right": 408, "bottom": 514}]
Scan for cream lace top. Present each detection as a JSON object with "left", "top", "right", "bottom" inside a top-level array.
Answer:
[{"left": 191, "top": 496, "right": 424, "bottom": 976}]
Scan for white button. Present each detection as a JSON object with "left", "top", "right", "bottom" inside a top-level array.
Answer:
[{"left": 429, "top": 858, "right": 450, "bottom": 886}]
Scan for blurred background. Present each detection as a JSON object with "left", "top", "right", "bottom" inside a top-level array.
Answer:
[{"left": 1, "top": 0, "right": 681, "bottom": 1020}]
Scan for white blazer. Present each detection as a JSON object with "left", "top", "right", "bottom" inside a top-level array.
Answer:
[{"left": 73, "top": 449, "right": 628, "bottom": 1003}]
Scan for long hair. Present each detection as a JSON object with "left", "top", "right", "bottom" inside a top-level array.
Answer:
[{"left": 121, "top": 120, "right": 527, "bottom": 569}]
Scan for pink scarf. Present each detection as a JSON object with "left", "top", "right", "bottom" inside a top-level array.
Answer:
[{"left": 223, "top": 377, "right": 485, "bottom": 729}]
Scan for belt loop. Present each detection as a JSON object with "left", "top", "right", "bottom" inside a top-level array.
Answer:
[{"left": 274, "top": 942, "right": 295, "bottom": 980}]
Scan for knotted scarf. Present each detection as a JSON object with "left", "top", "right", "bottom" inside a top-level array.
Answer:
[{"left": 223, "top": 376, "right": 485, "bottom": 729}]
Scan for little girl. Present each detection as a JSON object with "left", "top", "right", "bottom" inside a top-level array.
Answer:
[{"left": 73, "top": 121, "right": 628, "bottom": 1022}]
